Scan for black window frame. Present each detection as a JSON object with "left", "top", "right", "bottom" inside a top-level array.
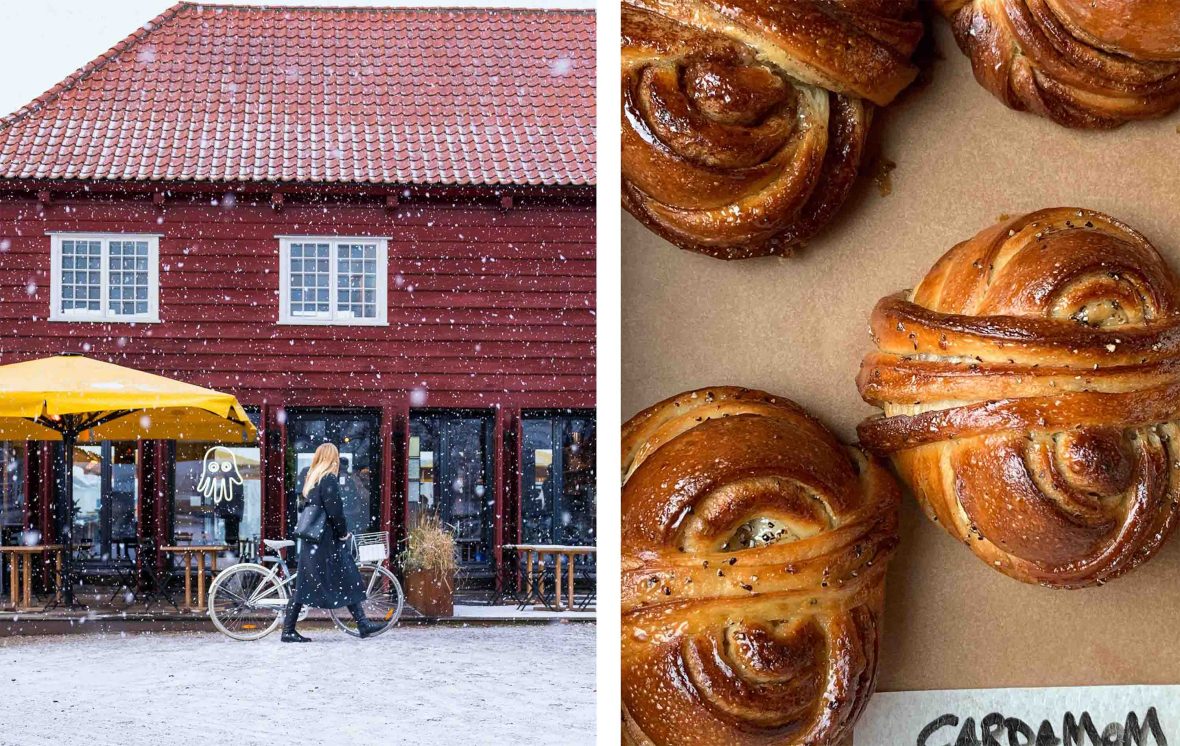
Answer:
[
  {"left": 520, "top": 408, "right": 596, "bottom": 547},
  {"left": 409, "top": 408, "right": 497, "bottom": 576},
  {"left": 54, "top": 439, "right": 139, "bottom": 566},
  {"left": 282, "top": 407, "right": 384, "bottom": 539}
]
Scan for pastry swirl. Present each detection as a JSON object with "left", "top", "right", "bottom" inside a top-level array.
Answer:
[
  {"left": 622, "top": 387, "right": 899, "bottom": 745},
  {"left": 937, "top": 0, "right": 1180, "bottom": 127},
  {"left": 622, "top": 0, "right": 922, "bottom": 259},
  {"left": 858, "top": 208, "right": 1180, "bottom": 587}
]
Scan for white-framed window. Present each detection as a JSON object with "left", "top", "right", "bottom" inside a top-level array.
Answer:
[
  {"left": 278, "top": 236, "right": 389, "bottom": 325},
  {"left": 49, "top": 233, "right": 160, "bottom": 323}
]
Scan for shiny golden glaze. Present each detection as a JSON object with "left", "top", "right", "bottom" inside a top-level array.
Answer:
[
  {"left": 937, "top": 0, "right": 1180, "bottom": 127},
  {"left": 857, "top": 208, "right": 1180, "bottom": 588},
  {"left": 621, "top": 0, "right": 922, "bottom": 259},
  {"left": 622, "top": 387, "right": 899, "bottom": 745}
]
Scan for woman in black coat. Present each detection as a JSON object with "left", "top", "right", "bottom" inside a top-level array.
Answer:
[{"left": 283, "top": 443, "right": 382, "bottom": 642}]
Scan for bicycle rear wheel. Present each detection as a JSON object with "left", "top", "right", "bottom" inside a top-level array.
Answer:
[
  {"left": 329, "top": 564, "right": 404, "bottom": 637},
  {"left": 208, "top": 563, "right": 287, "bottom": 641}
]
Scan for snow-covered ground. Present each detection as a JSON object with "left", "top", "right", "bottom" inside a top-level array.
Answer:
[
  {"left": 452, "top": 603, "right": 595, "bottom": 620},
  {"left": 0, "top": 622, "right": 596, "bottom": 745}
]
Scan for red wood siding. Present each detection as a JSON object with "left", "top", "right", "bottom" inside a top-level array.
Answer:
[{"left": 0, "top": 190, "right": 595, "bottom": 409}]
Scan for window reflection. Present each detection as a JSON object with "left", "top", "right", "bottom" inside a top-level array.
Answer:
[
  {"left": 0, "top": 443, "right": 25, "bottom": 539},
  {"left": 522, "top": 412, "right": 596, "bottom": 546},
  {"left": 409, "top": 411, "right": 494, "bottom": 573},
  {"left": 70, "top": 442, "right": 137, "bottom": 560},
  {"left": 173, "top": 443, "right": 262, "bottom": 552},
  {"left": 285, "top": 409, "right": 381, "bottom": 537}
]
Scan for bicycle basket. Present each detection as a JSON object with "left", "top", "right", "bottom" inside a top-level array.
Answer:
[{"left": 353, "top": 531, "right": 389, "bottom": 564}]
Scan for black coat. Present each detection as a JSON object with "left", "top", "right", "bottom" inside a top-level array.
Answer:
[{"left": 293, "top": 476, "right": 366, "bottom": 609}]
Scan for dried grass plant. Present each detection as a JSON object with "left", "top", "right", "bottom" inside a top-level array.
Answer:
[{"left": 401, "top": 511, "right": 458, "bottom": 576}]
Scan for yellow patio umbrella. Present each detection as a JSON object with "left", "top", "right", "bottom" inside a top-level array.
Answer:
[{"left": 0, "top": 354, "right": 257, "bottom": 604}]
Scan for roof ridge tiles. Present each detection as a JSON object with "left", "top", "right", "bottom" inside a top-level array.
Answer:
[{"left": 177, "top": 3, "right": 592, "bottom": 16}]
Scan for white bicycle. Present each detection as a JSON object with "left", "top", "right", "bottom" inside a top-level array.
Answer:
[{"left": 207, "top": 532, "right": 404, "bottom": 641}]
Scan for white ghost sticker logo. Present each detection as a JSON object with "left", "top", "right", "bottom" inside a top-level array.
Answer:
[{"left": 197, "top": 446, "right": 243, "bottom": 504}]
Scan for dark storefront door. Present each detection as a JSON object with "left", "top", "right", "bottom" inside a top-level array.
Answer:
[
  {"left": 0, "top": 443, "right": 27, "bottom": 546},
  {"left": 58, "top": 442, "right": 138, "bottom": 563},
  {"left": 408, "top": 410, "right": 495, "bottom": 577},
  {"left": 521, "top": 411, "right": 596, "bottom": 547},
  {"left": 284, "top": 409, "right": 382, "bottom": 538}
]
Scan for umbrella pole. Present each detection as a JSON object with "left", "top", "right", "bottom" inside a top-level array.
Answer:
[{"left": 59, "top": 431, "right": 76, "bottom": 607}]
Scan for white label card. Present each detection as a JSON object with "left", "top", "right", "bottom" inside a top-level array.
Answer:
[{"left": 855, "top": 686, "right": 1180, "bottom": 746}]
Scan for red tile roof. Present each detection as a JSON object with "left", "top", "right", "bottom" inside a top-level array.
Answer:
[{"left": 0, "top": 3, "right": 595, "bottom": 187}]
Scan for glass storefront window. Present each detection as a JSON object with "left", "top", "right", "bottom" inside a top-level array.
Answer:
[
  {"left": 70, "top": 442, "right": 138, "bottom": 560},
  {"left": 407, "top": 435, "right": 433, "bottom": 528},
  {"left": 521, "top": 412, "right": 596, "bottom": 546},
  {"left": 285, "top": 410, "right": 381, "bottom": 537},
  {"left": 0, "top": 443, "right": 26, "bottom": 536},
  {"left": 173, "top": 443, "right": 262, "bottom": 553},
  {"left": 409, "top": 411, "right": 495, "bottom": 572}
]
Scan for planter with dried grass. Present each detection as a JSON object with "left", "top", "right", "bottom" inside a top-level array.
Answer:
[{"left": 401, "top": 513, "right": 458, "bottom": 618}]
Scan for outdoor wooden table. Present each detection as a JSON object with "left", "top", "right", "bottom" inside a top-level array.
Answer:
[
  {"left": 502, "top": 544, "right": 596, "bottom": 612},
  {"left": 0, "top": 545, "right": 64, "bottom": 610},
  {"left": 159, "top": 545, "right": 231, "bottom": 610}
]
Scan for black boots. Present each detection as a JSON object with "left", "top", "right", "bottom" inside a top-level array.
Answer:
[
  {"left": 349, "top": 603, "right": 384, "bottom": 639},
  {"left": 281, "top": 602, "right": 311, "bottom": 643},
  {"left": 281, "top": 602, "right": 382, "bottom": 641}
]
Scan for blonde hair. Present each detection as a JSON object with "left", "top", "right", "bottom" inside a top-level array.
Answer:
[{"left": 302, "top": 443, "right": 340, "bottom": 497}]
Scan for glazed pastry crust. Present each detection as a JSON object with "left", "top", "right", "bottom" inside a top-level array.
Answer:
[
  {"left": 937, "top": 0, "right": 1180, "bottom": 127},
  {"left": 858, "top": 208, "right": 1180, "bottom": 588},
  {"left": 621, "top": 0, "right": 922, "bottom": 259},
  {"left": 622, "top": 387, "right": 900, "bottom": 745}
]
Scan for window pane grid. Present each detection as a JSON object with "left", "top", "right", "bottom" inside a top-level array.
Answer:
[
  {"left": 336, "top": 243, "right": 378, "bottom": 319},
  {"left": 288, "top": 243, "right": 332, "bottom": 317},
  {"left": 107, "top": 240, "right": 151, "bottom": 316},
  {"left": 59, "top": 239, "right": 102, "bottom": 313},
  {"left": 285, "top": 240, "right": 382, "bottom": 323},
  {"left": 55, "top": 236, "right": 155, "bottom": 321}
]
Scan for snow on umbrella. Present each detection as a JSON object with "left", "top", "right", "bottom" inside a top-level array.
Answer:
[{"left": 0, "top": 354, "right": 257, "bottom": 605}]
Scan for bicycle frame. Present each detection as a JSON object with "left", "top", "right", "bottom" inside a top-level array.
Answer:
[{"left": 247, "top": 553, "right": 299, "bottom": 611}]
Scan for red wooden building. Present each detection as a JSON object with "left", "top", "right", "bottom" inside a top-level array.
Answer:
[{"left": 0, "top": 3, "right": 595, "bottom": 591}]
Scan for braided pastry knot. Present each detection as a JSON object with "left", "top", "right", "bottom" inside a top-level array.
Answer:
[
  {"left": 622, "top": 387, "right": 899, "bottom": 745},
  {"left": 621, "top": 0, "right": 922, "bottom": 259},
  {"left": 937, "top": 0, "right": 1180, "bottom": 127},
  {"left": 858, "top": 208, "right": 1180, "bottom": 588}
]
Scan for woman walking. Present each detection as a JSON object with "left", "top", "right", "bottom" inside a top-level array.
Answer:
[{"left": 283, "top": 443, "right": 383, "bottom": 642}]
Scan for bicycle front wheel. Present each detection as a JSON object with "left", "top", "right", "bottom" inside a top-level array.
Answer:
[
  {"left": 330, "top": 564, "right": 404, "bottom": 638},
  {"left": 208, "top": 563, "right": 288, "bottom": 641}
]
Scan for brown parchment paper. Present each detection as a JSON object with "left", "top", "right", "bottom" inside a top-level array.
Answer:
[{"left": 621, "top": 20, "right": 1180, "bottom": 693}]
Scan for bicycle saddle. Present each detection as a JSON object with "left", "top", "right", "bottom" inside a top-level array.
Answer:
[{"left": 263, "top": 539, "right": 295, "bottom": 551}]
